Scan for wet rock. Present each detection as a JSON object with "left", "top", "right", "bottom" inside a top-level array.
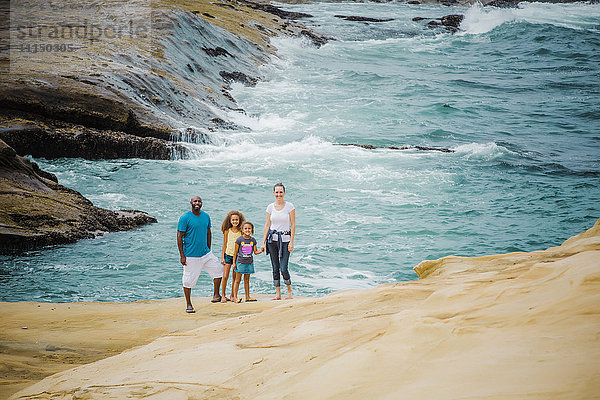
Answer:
[
  {"left": 484, "top": 0, "right": 586, "bottom": 7},
  {"left": 0, "top": 140, "right": 158, "bottom": 252},
  {"left": 337, "top": 143, "right": 455, "bottom": 153},
  {"left": 220, "top": 71, "right": 259, "bottom": 87},
  {"left": 334, "top": 15, "right": 395, "bottom": 22},
  {"left": 415, "top": 14, "right": 464, "bottom": 32},
  {"left": 298, "top": 30, "right": 333, "bottom": 48},
  {"left": 0, "top": 79, "right": 173, "bottom": 141},
  {"left": 0, "top": 112, "right": 184, "bottom": 160},
  {"left": 440, "top": 14, "right": 464, "bottom": 29},
  {"left": 202, "top": 47, "right": 234, "bottom": 57},
  {"left": 237, "top": 0, "right": 313, "bottom": 20}
]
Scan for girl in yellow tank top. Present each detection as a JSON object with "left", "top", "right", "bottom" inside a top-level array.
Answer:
[{"left": 220, "top": 210, "right": 245, "bottom": 302}]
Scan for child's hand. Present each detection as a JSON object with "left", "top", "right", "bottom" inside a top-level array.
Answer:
[
  {"left": 233, "top": 264, "right": 237, "bottom": 272},
  {"left": 221, "top": 257, "right": 225, "bottom": 265}
]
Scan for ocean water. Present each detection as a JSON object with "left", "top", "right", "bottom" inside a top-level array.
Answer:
[{"left": 1, "top": 2, "right": 599, "bottom": 302}]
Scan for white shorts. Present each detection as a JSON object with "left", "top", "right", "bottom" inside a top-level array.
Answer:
[{"left": 182, "top": 252, "right": 223, "bottom": 288}]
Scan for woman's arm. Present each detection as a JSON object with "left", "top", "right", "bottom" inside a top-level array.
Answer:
[
  {"left": 288, "top": 209, "right": 295, "bottom": 252},
  {"left": 260, "top": 212, "right": 271, "bottom": 252}
]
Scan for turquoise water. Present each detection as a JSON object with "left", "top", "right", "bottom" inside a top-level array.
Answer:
[{"left": 2, "top": 2, "right": 599, "bottom": 302}]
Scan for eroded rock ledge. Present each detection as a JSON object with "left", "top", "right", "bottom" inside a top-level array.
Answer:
[{"left": 0, "top": 140, "right": 157, "bottom": 251}]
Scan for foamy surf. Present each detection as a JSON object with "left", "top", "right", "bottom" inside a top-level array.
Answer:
[{"left": 459, "top": 2, "right": 600, "bottom": 35}]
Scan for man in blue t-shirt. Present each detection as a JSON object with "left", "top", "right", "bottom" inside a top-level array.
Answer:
[{"left": 177, "top": 196, "right": 223, "bottom": 313}]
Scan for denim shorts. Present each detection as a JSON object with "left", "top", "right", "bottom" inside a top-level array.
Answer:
[
  {"left": 223, "top": 254, "right": 233, "bottom": 265},
  {"left": 236, "top": 262, "right": 255, "bottom": 274}
]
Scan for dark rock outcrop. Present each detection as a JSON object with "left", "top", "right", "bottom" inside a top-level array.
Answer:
[
  {"left": 0, "top": 112, "right": 185, "bottom": 160},
  {"left": 334, "top": 15, "right": 395, "bottom": 22},
  {"left": 0, "top": 139, "right": 157, "bottom": 251},
  {"left": 414, "top": 14, "right": 464, "bottom": 33},
  {"left": 219, "top": 71, "right": 260, "bottom": 87},
  {"left": 485, "top": 0, "right": 588, "bottom": 7},
  {"left": 337, "top": 143, "right": 455, "bottom": 153},
  {"left": 237, "top": 0, "right": 313, "bottom": 20},
  {"left": 299, "top": 29, "right": 334, "bottom": 48}
]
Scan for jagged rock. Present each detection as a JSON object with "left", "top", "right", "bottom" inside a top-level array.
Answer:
[
  {"left": 237, "top": 0, "right": 313, "bottom": 20},
  {"left": 337, "top": 143, "right": 455, "bottom": 153},
  {"left": 0, "top": 139, "right": 157, "bottom": 252},
  {"left": 415, "top": 14, "right": 464, "bottom": 32},
  {"left": 334, "top": 15, "right": 395, "bottom": 22},
  {"left": 298, "top": 30, "right": 333, "bottom": 48},
  {"left": 202, "top": 47, "right": 234, "bottom": 57},
  {"left": 440, "top": 14, "right": 464, "bottom": 29},
  {"left": 219, "top": 71, "right": 259, "bottom": 87}
]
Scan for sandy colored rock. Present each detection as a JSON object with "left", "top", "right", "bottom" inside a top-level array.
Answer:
[
  {"left": 0, "top": 295, "right": 282, "bottom": 399},
  {"left": 5, "top": 219, "right": 599, "bottom": 399}
]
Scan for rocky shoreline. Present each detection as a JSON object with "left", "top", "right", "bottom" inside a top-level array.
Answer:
[
  {"left": 0, "top": 0, "right": 329, "bottom": 161},
  {"left": 0, "top": 139, "right": 157, "bottom": 251},
  {"left": 0, "top": 0, "right": 329, "bottom": 250},
  {"left": 1, "top": 0, "right": 590, "bottom": 250}
]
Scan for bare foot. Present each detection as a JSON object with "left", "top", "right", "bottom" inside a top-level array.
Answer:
[
  {"left": 272, "top": 297, "right": 281, "bottom": 301},
  {"left": 285, "top": 296, "right": 293, "bottom": 300},
  {"left": 220, "top": 296, "right": 228, "bottom": 303}
]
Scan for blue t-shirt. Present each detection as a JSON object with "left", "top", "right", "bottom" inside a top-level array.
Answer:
[{"left": 177, "top": 211, "right": 211, "bottom": 257}]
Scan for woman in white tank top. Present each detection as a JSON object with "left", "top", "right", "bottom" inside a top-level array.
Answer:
[{"left": 261, "top": 182, "right": 296, "bottom": 300}]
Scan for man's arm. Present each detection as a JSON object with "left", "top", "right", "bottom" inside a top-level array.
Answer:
[
  {"left": 207, "top": 227, "right": 212, "bottom": 249},
  {"left": 177, "top": 230, "right": 186, "bottom": 265}
]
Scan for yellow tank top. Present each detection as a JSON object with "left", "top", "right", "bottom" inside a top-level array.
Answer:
[{"left": 225, "top": 228, "right": 241, "bottom": 256}]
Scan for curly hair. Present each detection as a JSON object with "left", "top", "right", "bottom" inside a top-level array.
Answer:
[{"left": 221, "top": 210, "right": 246, "bottom": 233}]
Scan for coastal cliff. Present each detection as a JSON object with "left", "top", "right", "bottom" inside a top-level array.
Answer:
[
  {"left": 1, "top": 0, "right": 326, "bottom": 160},
  {"left": 3, "top": 219, "right": 599, "bottom": 399}
]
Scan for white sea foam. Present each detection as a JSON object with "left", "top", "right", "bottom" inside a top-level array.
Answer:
[
  {"left": 460, "top": 3, "right": 517, "bottom": 35},
  {"left": 452, "top": 142, "right": 512, "bottom": 161},
  {"left": 460, "top": 2, "right": 600, "bottom": 35}
]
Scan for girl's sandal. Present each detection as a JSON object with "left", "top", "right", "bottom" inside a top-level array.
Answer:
[{"left": 246, "top": 298, "right": 257, "bottom": 302}]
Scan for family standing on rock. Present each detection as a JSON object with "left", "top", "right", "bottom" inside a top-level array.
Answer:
[{"left": 176, "top": 183, "right": 296, "bottom": 312}]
